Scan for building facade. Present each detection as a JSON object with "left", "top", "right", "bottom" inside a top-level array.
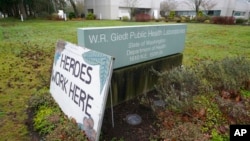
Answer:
[
  {"left": 84, "top": 0, "right": 161, "bottom": 19},
  {"left": 84, "top": 0, "right": 250, "bottom": 20},
  {"left": 175, "top": 0, "right": 250, "bottom": 19}
]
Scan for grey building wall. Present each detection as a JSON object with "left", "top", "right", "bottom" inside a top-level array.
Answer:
[
  {"left": 84, "top": 0, "right": 161, "bottom": 20},
  {"left": 84, "top": 0, "right": 250, "bottom": 20},
  {"left": 175, "top": 0, "right": 250, "bottom": 19}
]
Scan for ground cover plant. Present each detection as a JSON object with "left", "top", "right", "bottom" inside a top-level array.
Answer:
[
  {"left": 155, "top": 56, "right": 250, "bottom": 140},
  {"left": 0, "top": 18, "right": 249, "bottom": 140}
]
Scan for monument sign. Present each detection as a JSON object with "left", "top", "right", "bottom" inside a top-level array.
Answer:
[{"left": 78, "top": 24, "right": 187, "bottom": 69}]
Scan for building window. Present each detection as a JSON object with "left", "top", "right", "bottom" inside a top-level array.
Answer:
[
  {"left": 134, "top": 8, "right": 150, "bottom": 14},
  {"left": 88, "top": 9, "right": 94, "bottom": 13},
  {"left": 176, "top": 11, "right": 196, "bottom": 16},
  {"left": 207, "top": 10, "right": 221, "bottom": 16},
  {"left": 233, "top": 11, "right": 245, "bottom": 16},
  {"left": 207, "top": 11, "right": 214, "bottom": 16}
]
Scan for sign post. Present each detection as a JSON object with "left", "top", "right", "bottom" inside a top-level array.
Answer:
[{"left": 50, "top": 40, "right": 114, "bottom": 141}]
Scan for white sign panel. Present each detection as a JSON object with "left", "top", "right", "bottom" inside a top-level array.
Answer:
[{"left": 50, "top": 40, "right": 114, "bottom": 141}]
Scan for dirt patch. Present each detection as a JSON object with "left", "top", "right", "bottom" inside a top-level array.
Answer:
[
  {"left": 25, "top": 108, "right": 43, "bottom": 141},
  {"left": 101, "top": 96, "right": 161, "bottom": 141}
]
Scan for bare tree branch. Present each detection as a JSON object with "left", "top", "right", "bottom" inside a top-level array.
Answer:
[
  {"left": 184, "top": 0, "right": 217, "bottom": 16},
  {"left": 201, "top": 0, "right": 217, "bottom": 11},
  {"left": 160, "top": 0, "right": 178, "bottom": 16},
  {"left": 122, "top": 0, "right": 141, "bottom": 20}
]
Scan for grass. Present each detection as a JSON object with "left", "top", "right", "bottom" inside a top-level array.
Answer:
[
  {"left": 184, "top": 24, "right": 250, "bottom": 65},
  {"left": 0, "top": 19, "right": 250, "bottom": 140}
]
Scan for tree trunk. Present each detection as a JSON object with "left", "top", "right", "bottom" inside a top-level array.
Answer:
[
  {"left": 195, "top": 5, "right": 199, "bottom": 16},
  {"left": 13, "top": 3, "right": 19, "bottom": 17},
  {"left": 130, "top": 8, "right": 133, "bottom": 21},
  {"left": 69, "top": 0, "right": 79, "bottom": 17},
  {"left": 19, "top": 0, "right": 27, "bottom": 19},
  {"left": 51, "top": 0, "right": 57, "bottom": 13}
]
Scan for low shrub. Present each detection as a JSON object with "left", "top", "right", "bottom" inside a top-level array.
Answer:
[
  {"left": 122, "top": 16, "right": 129, "bottom": 21},
  {"left": 198, "top": 11, "right": 203, "bottom": 17},
  {"left": 33, "top": 105, "right": 61, "bottom": 135},
  {"left": 48, "top": 13, "right": 61, "bottom": 21},
  {"left": 160, "top": 17, "right": 165, "bottom": 21},
  {"left": 196, "top": 57, "right": 250, "bottom": 124},
  {"left": 215, "top": 96, "right": 250, "bottom": 124},
  {"left": 69, "top": 12, "right": 76, "bottom": 20},
  {"left": 86, "top": 12, "right": 95, "bottom": 20},
  {"left": 155, "top": 18, "right": 161, "bottom": 22},
  {"left": 135, "top": 13, "right": 151, "bottom": 22},
  {"left": 46, "top": 118, "right": 88, "bottom": 141},
  {"left": 174, "top": 17, "right": 181, "bottom": 23},
  {"left": 212, "top": 16, "right": 235, "bottom": 25},
  {"left": 242, "top": 90, "right": 250, "bottom": 98},
  {"left": 155, "top": 66, "right": 204, "bottom": 113},
  {"left": 235, "top": 18, "right": 246, "bottom": 24},
  {"left": 156, "top": 56, "right": 250, "bottom": 118},
  {"left": 28, "top": 89, "right": 57, "bottom": 111},
  {"left": 29, "top": 88, "right": 89, "bottom": 140},
  {"left": 204, "top": 20, "right": 210, "bottom": 24},
  {"left": 29, "top": 89, "right": 61, "bottom": 135},
  {"left": 168, "top": 11, "right": 175, "bottom": 20},
  {"left": 211, "top": 129, "right": 229, "bottom": 141},
  {"left": 193, "top": 95, "right": 227, "bottom": 133},
  {"left": 200, "top": 57, "right": 250, "bottom": 94},
  {"left": 156, "top": 57, "right": 250, "bottom": 140},
  {"left": 180, "top": 16, "right": 189, "bottom": 22},
  {"left": 196, "top": 16, "right": 210, "bottom": 23},
  {"left": 160, "top": 122, "right": 210, "bottom": 141}
]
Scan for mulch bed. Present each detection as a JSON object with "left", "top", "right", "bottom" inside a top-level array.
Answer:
[{"left": 101, "top": 91, "right": 162, "bottom": 141}]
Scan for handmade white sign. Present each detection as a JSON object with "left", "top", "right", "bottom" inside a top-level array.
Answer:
[{"left": 50, "top": 40, "right": 114, "bottom": 141}]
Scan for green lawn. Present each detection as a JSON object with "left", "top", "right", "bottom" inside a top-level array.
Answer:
[
  {"left": 0, "top": 19, "right": 249, "bottom": 140},
  {"left": 184, "top": 23, "right": 250, "bottom": 65}
]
